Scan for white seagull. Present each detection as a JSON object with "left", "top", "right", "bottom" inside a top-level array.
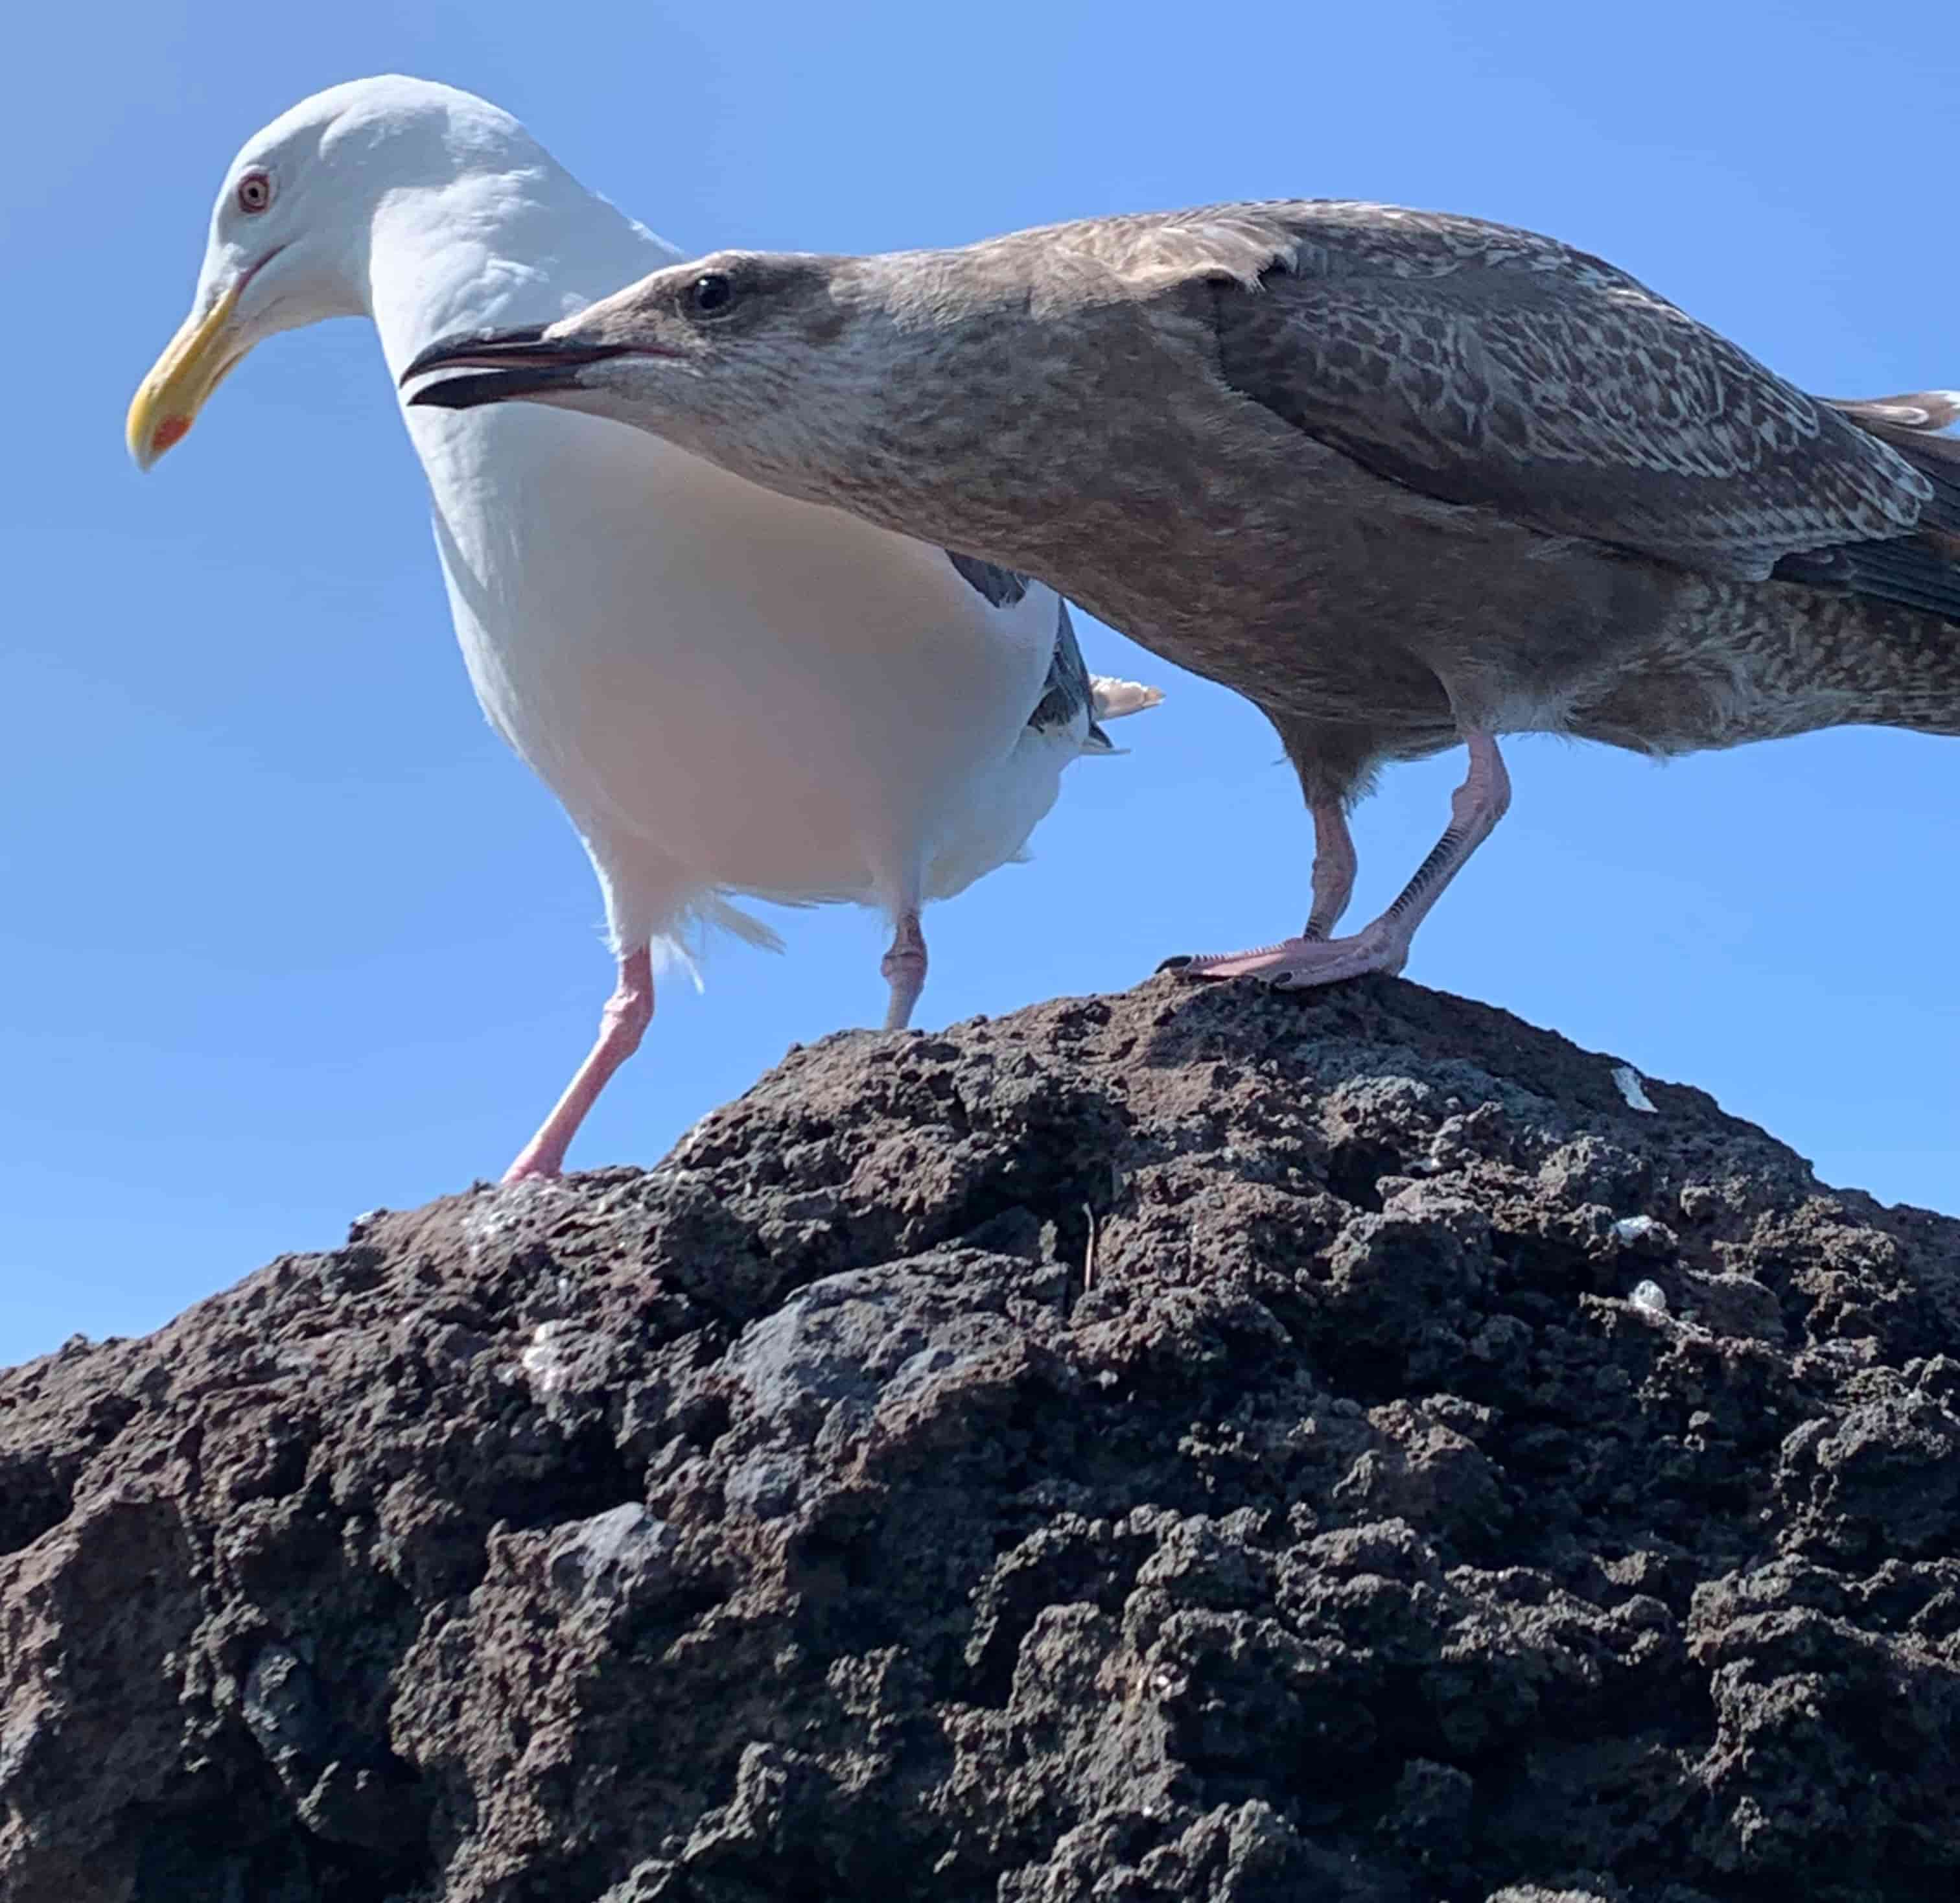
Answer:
[{"left": 126, "top": 76, "right": 1159, "bottom": 1181}]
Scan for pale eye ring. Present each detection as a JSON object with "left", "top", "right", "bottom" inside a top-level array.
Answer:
[{"left": 237, "top": 170, "right": 274, "bottom": 215}]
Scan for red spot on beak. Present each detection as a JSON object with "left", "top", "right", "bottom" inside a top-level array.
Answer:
[{"left": 152, "top": 415, "right": 191, "bottom": 455}]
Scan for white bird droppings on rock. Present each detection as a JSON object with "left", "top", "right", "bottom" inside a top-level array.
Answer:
[
  {"left": 1630, "top": 1279, "right": 1669, "bottom": 1314},
  {"left": 1611, "top": 1066, "right": 1659, "bottom": 1113},
  {"left": 519, "top": 1320, "right": 575, "bottom": 1398}
]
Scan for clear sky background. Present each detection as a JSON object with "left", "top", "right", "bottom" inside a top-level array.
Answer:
[{"left": 3, "top": 0, "right": 1955, "bottom": 1366}]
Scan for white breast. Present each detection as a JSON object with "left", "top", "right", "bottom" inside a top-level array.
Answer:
[{"left": 373, "top": 194, "right": 1062, "bottom": 961}]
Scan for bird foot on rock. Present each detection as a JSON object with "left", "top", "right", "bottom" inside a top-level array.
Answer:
[
  {"left": 500, "top": 1155, "right": 565, "bottom": 1186},
  {"left": 1160, "top": 924, "right": 1408, "bottom": 989}
]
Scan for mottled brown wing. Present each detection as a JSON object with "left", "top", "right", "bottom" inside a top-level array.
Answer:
[
  {"left": 1777, "top": 395, "right": 1960, "bottom": 619},
  {"left": 1184, "top": 202, "right": 1933, "bottom": 580}
]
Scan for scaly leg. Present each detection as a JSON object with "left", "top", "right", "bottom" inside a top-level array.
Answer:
[
  {"left": 1304, "top": 799, "right": 1358, "bottom": 940},
  {"left": 1167, "top": 735, "right": 1511, "bottom": 987},
  {"left": 881, "top": 909, "right": 928, "bottom": 1030},
  {"left": 504, "top": 948, "right": 655, "bottom": 1182}
]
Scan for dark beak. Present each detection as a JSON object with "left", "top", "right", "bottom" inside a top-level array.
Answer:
[{"left": 399, "top": 323, "right": 629, "bottom": 412}]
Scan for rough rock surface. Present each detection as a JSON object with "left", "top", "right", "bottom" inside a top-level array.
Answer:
[{"left": 4, "top": 976, "right": 1959, "bottom": 1903}]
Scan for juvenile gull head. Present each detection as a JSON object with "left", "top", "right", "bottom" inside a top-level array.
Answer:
[
  {"left": 408, "top": 202, "right": 1960, "bottom": 991},
  {"left": 401, "top": 251, "right": 898, "bottom": 504}
]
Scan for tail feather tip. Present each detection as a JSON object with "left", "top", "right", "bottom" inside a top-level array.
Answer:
[{"left": 1090, "top": 675, "right": 1166, "bottom": 722}]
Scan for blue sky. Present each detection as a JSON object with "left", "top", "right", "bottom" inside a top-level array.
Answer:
[{"left": 3, "top": 0, "right": 1955, "bottom": 1364}]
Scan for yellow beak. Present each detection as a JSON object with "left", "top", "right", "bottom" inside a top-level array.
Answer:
[{"left": 126, "top": 276, "right": 250, "bottom": 470}]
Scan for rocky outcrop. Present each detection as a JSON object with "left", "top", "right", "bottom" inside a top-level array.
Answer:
[{"left": 3, "top": 976, "right": 1957, "bottom": 1903}]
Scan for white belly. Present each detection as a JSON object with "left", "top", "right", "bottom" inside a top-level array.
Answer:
[{"left": 418, "top": 402, "right": 1055, "bottom": 921}]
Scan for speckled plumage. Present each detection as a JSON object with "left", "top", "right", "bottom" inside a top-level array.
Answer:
[{"left": 403, "top": 198, "right": 1960, "bottom": 977}]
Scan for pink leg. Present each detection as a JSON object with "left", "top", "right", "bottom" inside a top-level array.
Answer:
[
  {"left": 503, "top": 948, "right": 655, "bottom": 1183},
  {"left": 1168, "top": 734, "right": 1511, "bottom": 988},
  {"left": 881, "top": 909, "right": 928, "bottom": 1031},
  {"left": 1304, "top": 800, "right": 1358, "bottom": 941}
]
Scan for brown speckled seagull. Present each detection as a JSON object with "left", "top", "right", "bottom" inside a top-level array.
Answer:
[{"left": 400, "top": 202, "right": 1960, "bottom": 987}]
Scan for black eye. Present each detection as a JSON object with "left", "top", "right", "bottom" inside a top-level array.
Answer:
[
  {"left": 237, "top": 170, "right": 274, "bottom": 215},
  {"left": 683, "top": 272, "right": 738, "bottom": 320}
]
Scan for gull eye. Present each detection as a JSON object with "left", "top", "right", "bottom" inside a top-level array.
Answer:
[
  {"left": 237, "top": 170, "right": 274, "bottom": 215},
  {"left": 683, "top": 272, "right": 738, "bottom": 320}
]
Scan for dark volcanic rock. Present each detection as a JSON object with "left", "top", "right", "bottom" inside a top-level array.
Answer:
[{"left": 3, "top": 976, "right": 1958, "bottom": 1903}]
